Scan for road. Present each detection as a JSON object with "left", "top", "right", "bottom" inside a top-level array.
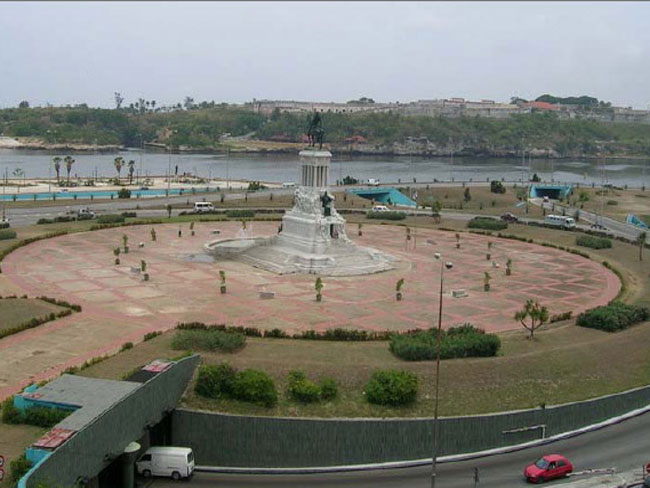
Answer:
[{"left": 149, "top": 409, "right": 650, "bottom": 488}]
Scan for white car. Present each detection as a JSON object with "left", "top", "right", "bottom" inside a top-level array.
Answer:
[{"left": 372, "top": 205, "right": 390, "bottom": 212}]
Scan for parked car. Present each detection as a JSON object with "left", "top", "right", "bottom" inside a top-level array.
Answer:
[
  {"left": 590, "top": 223, "right": 607, "bottom": 230},
  {"left": 372, "top": 205, "right": 390, "bottom": 212},
  {"left": 524, "top": 454, "right": 573, "bottom": 483},
  {"left": 136, "top": 446, "right": 195, "bottom": 480},
  {"left": 194, "top": 202, "right": 215, "bottom": 213},
  {"left": 367, "top": 178, "right": 380, "bottom": 186},
  {"left": 77, "top": 208, "right": 96, "bottom": 220},
  {"left": 501, "top": 213, "right": 519, "bottom": 223}
]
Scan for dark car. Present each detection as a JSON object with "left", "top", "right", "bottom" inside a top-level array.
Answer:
[
  {"left": 524, "top": 454, "right": 573, "bottom": 483},
  {"left": 590, "top": 223, "right": 607, "bottom": 230},
  {"left": 501, "top": 213, "right": 519, "bottom": 223}
]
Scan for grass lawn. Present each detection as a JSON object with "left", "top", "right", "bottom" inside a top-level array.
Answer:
[
  {"left": 0, "top": 298, "right": 66, "bottom": 333},
  {"left": 0, "top": 423, "right": 47, "bottom": 482}
]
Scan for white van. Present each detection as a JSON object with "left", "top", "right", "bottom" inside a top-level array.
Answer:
[
  {"left": 136, "top": 446, "right": 195, "bottom": 480},
  {"left": 372, "top": 205, "right": 390, "bottom": 212},
  {"left": 544, "top": 215, "right": 576, "bottom": 229},
  {"left": 367, "top": 178, "right": 380, "bottom": 186},
  {"left": 282, "top": 182, "right": 296, "bottom": 188},
  {"left": 193, "top": 201, "right": 214, "bottom": 213}
]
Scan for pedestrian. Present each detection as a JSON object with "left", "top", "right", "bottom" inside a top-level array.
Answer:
[{"left": 178, "top": 227, "right": 182, "bottom": 237}]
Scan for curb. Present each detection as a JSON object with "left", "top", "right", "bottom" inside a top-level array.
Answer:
[{"left": 195, "top": 403, "right": 650, "bottom": 475}]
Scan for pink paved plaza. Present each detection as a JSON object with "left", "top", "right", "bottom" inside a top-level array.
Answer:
[{"left": 0, "top": 222, "right": 619, "bottom": 397}]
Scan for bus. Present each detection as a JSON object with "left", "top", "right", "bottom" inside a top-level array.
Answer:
[{"left": 544, "top": 215, "right": 576, "bottom": 229}]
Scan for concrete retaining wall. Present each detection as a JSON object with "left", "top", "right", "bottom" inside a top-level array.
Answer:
[{"left": 172, "top": 383, "right": 650, "bottom": 467}]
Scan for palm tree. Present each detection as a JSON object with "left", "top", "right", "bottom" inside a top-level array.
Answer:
[
  {"left": 638, "top": 231, "right": 647, "bottom": 261},
  {"left": 114, "top": 157, "right": 124, "bottom": 181},
  {"left": 53, "top": 157, "right": 62, "bottom": 183},
  {"left": 514, "top": 299, "right": 549, "bottom": 340},
  {"left": 127, "top": 160, "right": 135, "bottom": 185},
  {"left": 64, "top": 156, "right": 75, "bottom": 185}
]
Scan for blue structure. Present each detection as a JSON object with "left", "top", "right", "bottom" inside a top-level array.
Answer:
[
  {"left": 345, "top": 187, "right": 417, "bottom": 207},
  {"left": 627, "top": 214, "right": 648, "bottom": 229},
  {"left": 0, "top": 186, "right": 217, "bottom": 202},
  {"left": 529, "top": 184, "right": 573, "bottom": 200}
]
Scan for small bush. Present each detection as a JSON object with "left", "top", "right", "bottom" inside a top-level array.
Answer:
[
  {"left": 232, "top": 369, "right": 278, "bottom": 407},
  {"left": 576, "top": 302, "right": 650, "bottom": 332},
  {"left": 0, "top": 222, "right": 9, "bottom": 229},
  {"left": 606, "top": 200, "right": 618, "bottom": 205},
  {"left": 97, "top": 214, "right": 125, "bottom": 224},
  {"left": 367, "top": 211, "right": 406, "bottom": 220},
  {"left": 576, "top": 235, "right": 612, "bottom": 249},
  {"left": 287, "top": 370, "right": 321, "bottom": 403},
  {"left": 467, "top": 217, "right": 508, "bottom": 231},
  {"left": 1, "top": 397, "right": 22, "bottom": 424},
  {"left": 24, "top": 406, "right": 70, "bottom": 428},
  {"left": 0, "top": 229, "right": 17, "bottom": 240},
  {"left": 195, "top": 363, "right": 236, "bottom": 399},
  {"left": 319, "top": 378, "right": 339, "bottom": 400},
  {"left": 550, "top": 311, "right": 573, "bottom": 323},
  {"left": 37, "top": 218, "right": 54, "bottom": 225},
  {"left": 226, "top": 209, "right": 255, "bottom": 218},
  {"left": 365, "top": 370, "right": 418, "bottom": 406},
  {"left": 171, "top": 329, "right": 246, "bottom": 352},
  {"left": 10, "top": 454, "right": 32, "bottom": 484},
  {"left": 117, "top": 188, "right": 132, "bottom": 199},
  {"left": 263, "top": 328, "right": 289, "bottom": 338},
  {"left": 121, "top": 211, "right": 137, "bottom": 218},
  {"left": 143, "top": 331, "right": 162, "bottom": 341},
  {"left": 120, "top": 342, "right": 134, "bottom": 352},
  {"left": 490, "top": 180, "right": 506, "bottom": 194}
]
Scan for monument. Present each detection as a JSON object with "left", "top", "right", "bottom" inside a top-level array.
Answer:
[{"left": 205, "top": 114, "right": 395, "bottom": 276}]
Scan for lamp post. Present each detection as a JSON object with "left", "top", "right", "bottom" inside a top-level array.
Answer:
[
  {"left": 167, "top": 130, "right": 177, "bottom": 205},
  {"left": 431, "top": 252, "right": 453, "bottom": 488}
]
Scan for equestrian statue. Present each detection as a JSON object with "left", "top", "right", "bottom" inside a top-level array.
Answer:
[{"left": 306, "top": 112, "right": 325, "bottom": 150}]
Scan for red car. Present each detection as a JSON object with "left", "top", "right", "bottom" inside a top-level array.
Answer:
[{"left": 524, "top": 454, "right": 573, "bottom": 483}]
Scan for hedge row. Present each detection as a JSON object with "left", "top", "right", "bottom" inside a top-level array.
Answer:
[
  {"left": 366, "top": 211, "right": 407, "bottom": 220},
  {"left": 0, "top": 308, "right": 73, "bottom": 340},
  {"left": 389, "top": 324, "right": 501, "bottom": 361},
  {"left": 0, "top": 230, "right": 69, "bottom": 264},
  {"left": 195, "top": 363, "right": 277, "bottom": 407},
  {"left": 225, "top": 209, "right": 255, "bottom": 218},
  {"left": 467, "top": 217, "right": 508, "bottom": 231},
  {"left": 171, "top": 329, "right": 246, "bottom": 353},
  {"left": 37, "top": 296, "right": 82, "bottom": 312},
  {"left": 576, "top": 235, "right": 612, "bottom": 249},
  {"left": 1, "top": 397, "right": 71, "bottom": 428},
  {"left": 0, "top": 229, "right": 16, "bottom": 240},
  {"left": 0, "top": 222, "right": 9, "bottom": 229},
  {"left": 97, "top": 214, "right": 125, "bottom": 224},
  {"left": 576, "top": 302, "right": 650, "bottom": 332}
]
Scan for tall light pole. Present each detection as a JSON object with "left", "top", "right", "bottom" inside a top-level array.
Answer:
[
  {"left": 167, "top": 130, "right": 177, "bottom": 205},
  {"left": 431, "top": 252, "right": 452, "bottom": 488}
]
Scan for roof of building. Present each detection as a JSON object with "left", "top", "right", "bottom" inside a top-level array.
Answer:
[{"left": 23, "top": 374, "right": 140, "bottom": 431}]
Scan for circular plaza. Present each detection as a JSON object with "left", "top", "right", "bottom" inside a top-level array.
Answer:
[{"left": 2, "top": 222, "right": 620, "bottom": 337}]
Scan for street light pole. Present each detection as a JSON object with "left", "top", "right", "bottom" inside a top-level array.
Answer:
[{"left": 431, "top": 254, "right": 452, "bottom": 488}]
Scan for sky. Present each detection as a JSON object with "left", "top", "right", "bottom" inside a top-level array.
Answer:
[{"left": 1, "top": 1, "right": 649, "bottom": 109}]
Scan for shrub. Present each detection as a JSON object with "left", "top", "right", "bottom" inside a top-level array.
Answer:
[
  {"left": 319, "top": 378, "right": 339, "bottom": 400},
  {"left": 389, "top": 325, "right": 501, "bottom": 361},
  {"left": 171, "top": 329, "right": 246, "bottom": 352},
  {"left": 232, "top": 369, "right": 277, "bottom": 407},
  {"left": 576, "top": 235, "right": 612, "bottom": 249},
  {"left": 37, "top": 218, "right": 54, "bottom": 225},
  {"left": 467, "top": 217, "right": 508, "bottom": 231},
  {"left": 194, "top": 363, "right": 236, "bottom": 399},
  {"left": 263, "top": 328, "right": 289, "bottom": 338},
  {"left": 490, "top": 180, "right": 506, "bottom": 194},
  {"left": 117, "top": 188, "right": 132, "bottom": 199},
  {"left": 367, "top": 211, "right": 406, "bottom": 220},
  {"left": 24, "top": 406, "right": 70, "bottom": 428},
  {"left": 0, "top": 222, "right": 9, "bottom": 229},
  {"left": 1, "top": 397, "right": 22, "bottom": 424},
  {"left": 606, "top": 200, "right": 618, "bottom": 205},
  {"left": 365, "top": 370, "right": 418, "bottom": 406},
  {"left": 10, "top": 454, "right": 32, "bottom": 484},
  {"left": 120, "top": 342, "right": 134, "bottom": 352},
  {"left": 576, "top": 302, "right": 650, "bottom": 332},
  {"left": 97, "top": 214, "right": 125, "bottom": 224},
  {"left": 0, "top": 229, "right": 17, "bottom": 240},
  {"left": 550, "top": 311, "right": 573, "bottom": 323},
  {"left": 121, "top": 211, "right": 137, "bottom": 218},
  {"left": 143, "top": 331, "right": 162, "bottom": 341},
  {"left": 226, "top": 209, "right": 255, "bottom": 218},
  {"left": 287, "top": 370, "right": 321, "bottom": 403}
]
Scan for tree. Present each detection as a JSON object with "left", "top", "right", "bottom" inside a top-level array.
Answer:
[
  {"left": 18, "top": 100, "right": 29, "bottom": 109},
  {"left": 184, "top": 96, "right": 195, "bottom": 110},
  {"left": 315, "top": 277, "right": 323, "bottom": 302},
  {"left": 114, "top": 157, "right": 124, "bottom": 180},
  {"left": 63, "top": 156, "right": 75, "bottom": 185},
  {"left": 514, "top": 299, "right": 549, "bottom": 340},
  {"left": 463, "top": 187, "right": 472, "bottom": 202},
  {"left": 483, "top": 271, "right": 491, "bottom": 291},
  {"left": 127, "top": 160, "right": 135, "bottom": 184},
  {"left": 637, "top": 231, "right": 647, "bottom": 261},
  {"left": 395, "top": 278, "right": 404, "bottom": 301},
  {"left": 53, "top": 157, "right": 62, "bottom": 183},
  {"left": 114, "top": 92, "right": 124, "bottom": 109}
]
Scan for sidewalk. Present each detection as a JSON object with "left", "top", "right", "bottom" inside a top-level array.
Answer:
[{"left": 562, "top": 469, "right": 645, "bottom": 487}]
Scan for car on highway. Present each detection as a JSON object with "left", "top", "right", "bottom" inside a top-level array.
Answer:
[
  {"left": 371, "top": 205, "right": 390, "bottom": 212},
  {"left": 501, "top": 212, "right": 519, "bottom": 223},
  {"left": 590, "top": 223, "right": 607, "bottom": 230},
  {"left": 524, "top": 454, "right": 573, "bottom": 483}
]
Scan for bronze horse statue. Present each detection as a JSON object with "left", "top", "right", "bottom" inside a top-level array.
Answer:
[{"left": 306, "top": 112, "right": 325, "bottom": 150}]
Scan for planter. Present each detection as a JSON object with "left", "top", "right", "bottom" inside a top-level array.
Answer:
[
  {"left": 484, "top": 284, "right": 490, "bottom": 292},
  {"left": 143, "top": 273, "right": 149, "bottom": 281},
  {"left": 124, "top": 246, "right": 129, "bottom": 254},
  {"left": 396, "top": 292, "right": 402, "bottom": 301},
  {"left": 316, "top": 294, "right": 322, "bottom": 302},
  {"left": 486, "top": 253, "right": 491, "bottom": 261},
  {"left": 115, "top": 258, "right": 120, "bottom": 265},
  {"left": 506, "top": 269, "right": 512, "bottom": 276},
  {"left": 220, "top": 286, "right": 227, "bottom": 294}
]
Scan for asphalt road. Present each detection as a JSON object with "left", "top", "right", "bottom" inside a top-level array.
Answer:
[{"left": 148, "top": 410, "right": 650, "bottom": 488}]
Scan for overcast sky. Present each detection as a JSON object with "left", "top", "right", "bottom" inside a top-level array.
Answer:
[{"left": 1, "top": 1, "right": 649, "bottom": 109}]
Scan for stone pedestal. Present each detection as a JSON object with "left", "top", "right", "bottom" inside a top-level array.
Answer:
[{"left": 205, "top": 150, "right": 394, "bottom": 276}]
